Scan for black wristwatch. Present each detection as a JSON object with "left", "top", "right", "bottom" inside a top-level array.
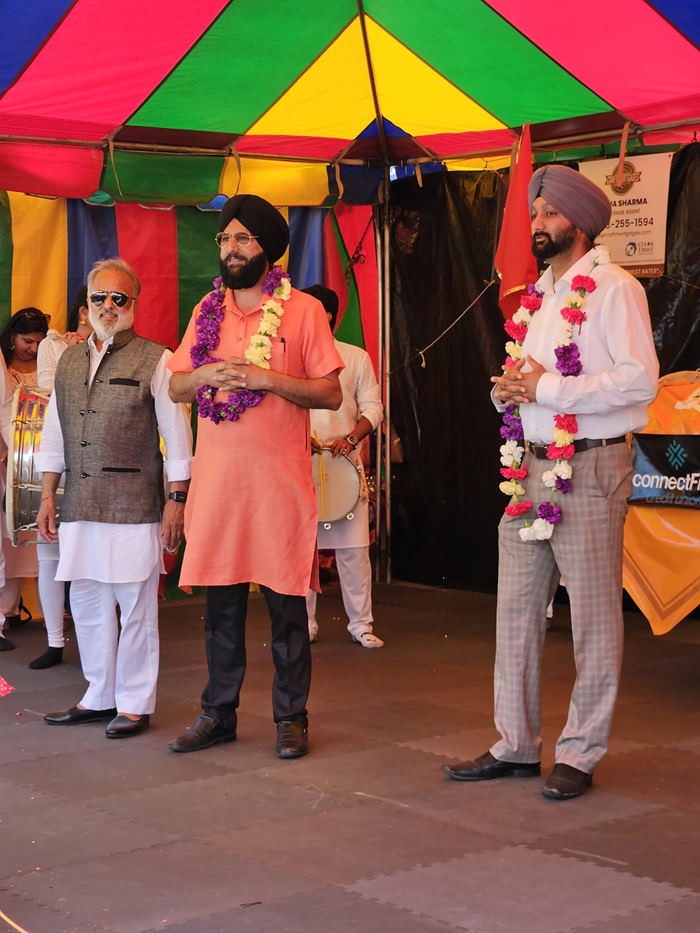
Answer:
[
  {"left": 346, "top": 435, "right": 359, "bottom": 448},
  {"left": 168, "top": 491, "right": 188, "bottom": 503}
]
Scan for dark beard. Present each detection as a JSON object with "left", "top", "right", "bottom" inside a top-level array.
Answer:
[
  {"left": 219, "top": 251, "right": 268, "bottom": 290},
  {"left": 531, "top": 224, "right": 577, "bottom": 260}
]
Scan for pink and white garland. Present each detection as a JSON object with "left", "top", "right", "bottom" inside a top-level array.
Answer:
[{"left": 498, "top": 246, "right": 609, "bottom": 540}]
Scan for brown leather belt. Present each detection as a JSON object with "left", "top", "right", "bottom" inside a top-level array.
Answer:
[{"left": 525, "top": 436, "right": 627, "bottom": 460}]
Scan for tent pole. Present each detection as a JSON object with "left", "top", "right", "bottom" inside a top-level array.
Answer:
[
  {"left": 374, "top": 204, "right": 384, "bottom": 585},
  {"left": 382, "top": 164, "right": 392, "bottom": 584}
]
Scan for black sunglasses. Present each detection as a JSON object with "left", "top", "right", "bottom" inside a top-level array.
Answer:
[{"left": 88, "top": 291, "right": 136, "bottom": 308}]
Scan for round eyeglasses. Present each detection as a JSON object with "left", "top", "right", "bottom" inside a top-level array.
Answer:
[
  {"left": 88, "top": 291, "right": 136, "bottom": 308},
  {"left": 215, "top": 231, "right": 259, "bottom": 250}
]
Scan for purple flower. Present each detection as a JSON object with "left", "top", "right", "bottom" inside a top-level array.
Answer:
[
  {"left": 264, "top": 266, "right": 285, "bottom": 296},
  {"left": 555, "top": 477, "right": 573, "bottom": 495},
  {"left": 554, "top": 343, "right": 582, "bottom": 377},
  {"left": 191, "top": 271, "right": 287, "bottom": 425},
  {"left": 537, "top": 501, "right": 563, "bottom": 524},
  {"left": 500, "top": 408, "right": 524, "bottom": 441}
]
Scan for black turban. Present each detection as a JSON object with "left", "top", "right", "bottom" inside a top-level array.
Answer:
[
  {"left": 528, "top": 164, "right": 611, "bottom": 240},
  {"left": 218, "top": 194, "right": 289, "bottom": 263}
]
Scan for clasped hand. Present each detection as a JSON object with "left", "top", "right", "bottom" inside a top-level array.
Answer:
[
  {"left": 490, "top": 356, "right": 545, "bottom": 405},
  {"left": 201, "top": 358, "right": 267, "bottom": 392}
]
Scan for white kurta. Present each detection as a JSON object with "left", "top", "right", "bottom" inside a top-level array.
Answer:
[
  {"left": 34, "top": 333, "right": 192, "bottom": 583},
  {"left": 310, "top": 339, "right": 383, "bottom": 549}
]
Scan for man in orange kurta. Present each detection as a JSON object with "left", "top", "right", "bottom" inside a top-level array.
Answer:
[{"left": 167, "top": 195, "right": 343, "bottom": 760}]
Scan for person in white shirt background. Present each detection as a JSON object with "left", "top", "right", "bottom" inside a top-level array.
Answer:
[
  {"left": 29, "top": 286, "right": 93, "bottom": 669},
  {"left": 303, "top": 284, "right": 385, "bottom": 649}
]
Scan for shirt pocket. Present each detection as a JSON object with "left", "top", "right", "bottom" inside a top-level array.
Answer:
[{"left": 268, "top": 336, "right": 289, "bottom": 376}]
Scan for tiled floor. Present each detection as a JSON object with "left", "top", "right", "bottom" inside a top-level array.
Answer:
[{"left": 1, "top": 583, "right": 699, "bottom": 933}]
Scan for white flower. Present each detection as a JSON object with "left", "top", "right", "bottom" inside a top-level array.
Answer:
[
  {"left": 245, "top": 345, "right": 270, "bottom": 368},
  {"left": 500, "top": 440, "right": 524, "bottom": 467},
  {"left": 553, "top": 461, "right": 572, "bottom": 479},
  {"left": 261, "top": 300, "right": 283, "bottom": 319},
  {"left": 542, "top": 470, "right": 557, "bottom": 488},
  {"left": 519, "top": 518, "right": 553, "bottom": 542},
  {"left": 566, "top": 296, "right": 586, "bottom": 310},
  {"left": 274, "top": 280, "right": 292, "bottom": 302},
  {"left": 592, "top": 244, "right": 610, "bottom": 265},
  {"left": 512, "top": 308, "right": 532, "bottom": 326},
  {"left": 250, "top": 334, "right": 272, "bottom": 351},
  {"left": 557, "top": 321, "right": 573, "bottom": 346},
  {"left": 505, "top": 341, "right": 522, "bottom": 360}
]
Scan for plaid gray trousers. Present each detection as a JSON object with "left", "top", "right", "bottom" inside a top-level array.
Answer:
[{"left": 490, "top": 442, "right": 632, "bottom": 773}]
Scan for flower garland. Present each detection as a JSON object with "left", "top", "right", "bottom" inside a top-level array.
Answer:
[
  {"left": 191, "top": 265, "right": 291, "bottom": 424},
  {"left": 499, "top": 246, "right": 609, "bottom": 540}
]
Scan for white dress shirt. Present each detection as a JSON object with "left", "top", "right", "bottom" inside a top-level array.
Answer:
[{"left": 495, "top": 249, "right": 659, "bottom": 443}]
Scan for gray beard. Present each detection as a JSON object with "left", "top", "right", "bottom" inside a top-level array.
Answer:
[{"left": 88, "top": 308, "right": 134, "bottom": 342}]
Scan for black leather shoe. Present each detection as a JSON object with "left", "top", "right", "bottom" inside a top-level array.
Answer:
[
  {"left": 0, "top": 636, "right": 14, "bottom": 651},
  {"left": 106, "top": 714, "right": 150, "bottom": 738},
  {"left": 541, "top": 763, "right": 592, "bottom": 800},
  {"left": 276, "top": 720, "right": 309, "bottom": 759},
  {"left": 168, "top": 715, "right": 237, "bottom": 753},
  {"left": 44, "top": 705, "right": 117, "bottom": 725},
  {"left": 442, "top": 751, "right": 541, "bottom": 781}
]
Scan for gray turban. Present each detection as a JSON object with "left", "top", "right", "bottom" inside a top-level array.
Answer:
[
  {"left": 218, "top": 194, "right": 289, "bottom": 263},
  {"left": 528, "top": 164, "right": 611, "bottom": 240}
]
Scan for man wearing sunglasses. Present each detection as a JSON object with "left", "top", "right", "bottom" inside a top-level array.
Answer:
[
  {"left": 35, "top": 258, "right": 193, "bottom": 739},
  {"left": 167, "top": 194, "right": 343, "bottom": 760}
]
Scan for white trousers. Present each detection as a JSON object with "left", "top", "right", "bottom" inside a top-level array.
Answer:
[
  {"left": 71, "top": 564, "right": 161, "bottom": 714},
  {"left": 38, "top": 544, "right": 66, "bottom": 648},
  {"left": 306, "top": 546, "right": 373, "bottom": 639}
]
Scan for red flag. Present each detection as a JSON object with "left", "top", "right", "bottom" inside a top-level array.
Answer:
[{"left": 494, "top": 124, "right": 538, "bottom": 320}]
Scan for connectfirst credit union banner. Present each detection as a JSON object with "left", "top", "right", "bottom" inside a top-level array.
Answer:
[
  {"left": 623, "top": 375, "right": 700, "bottom": 635},
  {"left": 630, "top": 435, "right": 700, "bottom": 508},
  {"left": 579, "top": 152, "right": 672, "bottom": 277}
]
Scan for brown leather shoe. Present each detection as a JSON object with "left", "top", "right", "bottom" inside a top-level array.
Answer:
[
  {"left": 168, "top": 715, "right": 237, "bottom": 753},
  {"left": 442, "top": 751, "right": 541, "bottom": 781},
  {"left": 276, "top": 720, "right": 309, "bottom": 759},
  {"left": 542, "top": 763, "right": 592, "bottom": 800}
]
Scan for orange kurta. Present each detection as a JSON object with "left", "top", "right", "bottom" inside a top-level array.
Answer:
[{"left": 168, "top": 287, "right": 343, "bottom": 595}]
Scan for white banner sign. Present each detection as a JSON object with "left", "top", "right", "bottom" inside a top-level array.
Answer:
[{"left": 579, "top": 152, "right": 672, "bottom": 277}]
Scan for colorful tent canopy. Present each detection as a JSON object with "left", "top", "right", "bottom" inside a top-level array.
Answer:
[
  {"left": 0, "top": 195, "right": 379, "bottom": 365},
  {"left": 0, "top": 0, "right": 698, "bottom": 205}
]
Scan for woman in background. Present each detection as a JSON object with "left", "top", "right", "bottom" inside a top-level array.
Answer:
[
  {"left": 0, "top": 308, "right": 49, "bottom": 652},
  {"left": 30, "top": 287, "right": 92, "bottom": 668}
]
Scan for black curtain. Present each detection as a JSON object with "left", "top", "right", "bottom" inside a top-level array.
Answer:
[{"left": 388, "top": 145, "right": 700, "bottom": 593}]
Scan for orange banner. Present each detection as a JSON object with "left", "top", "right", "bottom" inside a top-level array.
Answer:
[{"left": 623, "top": 372, "right": 700, "bottom": 634}]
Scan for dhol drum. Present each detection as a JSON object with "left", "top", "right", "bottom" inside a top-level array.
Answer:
[
  {"left": 312, "top": 448, "right": 361, "bottom": 529},
  {"left": 6, "top": 385, "right": 64, "bottom": 545}
]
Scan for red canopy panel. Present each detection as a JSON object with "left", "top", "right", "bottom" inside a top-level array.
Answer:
[{"left": 0, "top": 142, "right": 103, "bottom": 198}]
